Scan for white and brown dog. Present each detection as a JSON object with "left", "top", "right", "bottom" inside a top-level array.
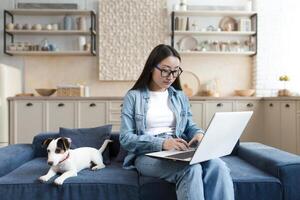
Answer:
[{"left": 39, "top": 137, "right": 112, "bottom": 185}]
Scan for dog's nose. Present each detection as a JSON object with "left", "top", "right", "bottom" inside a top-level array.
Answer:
[{"left": 48, "top": 161, "right": 53, "bottom": 166}]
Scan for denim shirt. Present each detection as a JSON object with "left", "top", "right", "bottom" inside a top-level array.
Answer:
[{"left": 119, "top": 86, "right": 205, "bottom": 169}]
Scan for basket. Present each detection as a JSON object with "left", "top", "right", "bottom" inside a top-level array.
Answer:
[{"left": 57, "top": 85, "right": 84, "bottom": 97}]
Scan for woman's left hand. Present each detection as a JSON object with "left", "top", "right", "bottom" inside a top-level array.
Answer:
[{"left": 188, "top": 133, "right": 204, "bottom": 147}]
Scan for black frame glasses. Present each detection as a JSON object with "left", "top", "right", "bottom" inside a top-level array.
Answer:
[{"left": 155, "top": 65, "right": 183, "bottom": 78}]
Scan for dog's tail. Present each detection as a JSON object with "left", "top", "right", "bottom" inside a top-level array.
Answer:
[{"left": 99, "top": 139, "right": 113, "bottom": 153}]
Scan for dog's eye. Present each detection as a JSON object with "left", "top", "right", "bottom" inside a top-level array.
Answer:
[
  {"left": 47, "top": 150, "right": 50, "bottom": 153},
  {"left": 55, "top": 149, "right": 61, "bottom": 153}
]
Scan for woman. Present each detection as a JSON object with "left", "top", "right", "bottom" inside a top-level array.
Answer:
[{"left": 119, "top": 44, "right": 234, "bottom": 200}]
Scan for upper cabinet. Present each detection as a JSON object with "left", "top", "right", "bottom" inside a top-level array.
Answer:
[
  {"left": 3, "top": 9, "right": 96, "bottom": 56},
  {"left": 171, "top": 10, "right": 257, "bottom": 56}
]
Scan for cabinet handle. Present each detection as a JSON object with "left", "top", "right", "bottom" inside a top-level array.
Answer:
[
  {"left": 90, "top": 103, "right": 96, "bottom": 107},
  {"left": 58, "top": 103, "right": 65, "bottom": 107},
  {"left": 269, "top": 103, "right": 273, "bottom": 107},
  {"left": 26, "top": 102, "right": 33, "bottom": 107},
  {"left": 216, "top": 103, "right": 223, "bottom": 107},
  {"left": 247, "top": 103, "right": 253, "bottom": 107},
  {"left": 285, "top": 104, "right": 290, "bottom": 108},
  {"left": 120, "top": 103, "right": 123, "bottom": 107}
]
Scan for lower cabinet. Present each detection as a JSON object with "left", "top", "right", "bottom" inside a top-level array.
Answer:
[
  {"left": 264, "top": 101, "right": 297, "bottom": 154},
  {"left": 10, "top": 101, "right": 44, "bottom": 144},
  {"left": 47, "top": 101, "right": 76, "bottom": 132},
  {"left": 78, "top": 101, "right": 106, "bottom": 128},
  {"left": 236, "top": 101, "right": 263, "bottom": 142},
  {"left": 190, "top": 101, "right": 204, "bottom": 130}
]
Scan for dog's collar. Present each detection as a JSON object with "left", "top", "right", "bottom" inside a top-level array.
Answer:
[{"left": 59, "top": 153, "right": 70, "bottom": 164}]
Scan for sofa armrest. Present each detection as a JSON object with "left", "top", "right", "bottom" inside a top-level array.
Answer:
[
  {"left": 237, "top": 142, "right": 300, "bottom": 200},
  {"left": 0, "top": 144, "right": 35, "bottom": 177}
]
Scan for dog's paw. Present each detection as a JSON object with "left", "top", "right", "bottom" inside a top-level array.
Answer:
[
  {"left": 39, "top": 175, "right": 49, "bottom": 183},
  {"left": 54, "top": 178, "right": 64, "bottom": 185},
  {"left": 92, "top": 164, "right": 105, "bottom": 170}
]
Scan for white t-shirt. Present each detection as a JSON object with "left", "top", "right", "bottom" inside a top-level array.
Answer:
[{"left": 145, "top": 90, "right": 176, "bottom": 136}]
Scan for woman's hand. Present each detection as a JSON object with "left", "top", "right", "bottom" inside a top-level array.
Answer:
[
  {"left": 163, "top": 138, "right": 189, "bottom": 151},
  {"left": 188, "top": 133, "right": 204, "bottom": 147}
]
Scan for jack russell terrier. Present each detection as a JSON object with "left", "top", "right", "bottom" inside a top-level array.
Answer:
[{"left": 39, "top": 137, "right": 112, "bottom": 185}]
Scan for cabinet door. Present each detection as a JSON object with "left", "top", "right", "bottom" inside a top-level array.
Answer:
[
  {"left": 79, "top": 101, "right": 106, "bottom": 128},
  {"left": 236, "top": 101, "right": 263, "bottom": 142},
  {"left": 264, "top": 101, "right": 281, "bottom": 148},
  {"left": 107, "top": 101, "right": 122, "bottom": 132},
  {"left": 205, "top": 102, "right": 233, "bottom": 129},
  {"left": 280, "top": 102, "right": 297, "bottom": 153},
  {"left": 47, "top": 101, "right": 76, "bottom": 132},
  {"left": 14, "top": 101, "right": 44, "bottom": 144},
  {"left": 190, "top": 101, "right": 204, "bottom": 129}
]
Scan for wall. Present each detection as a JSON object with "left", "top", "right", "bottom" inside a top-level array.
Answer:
[{"left": 1, "top": 0, "right": 253, "bottom": 97}]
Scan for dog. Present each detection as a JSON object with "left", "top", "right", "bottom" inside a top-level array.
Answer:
[{"left": 39, "top": 137, "right": 112, "bottom": 185}]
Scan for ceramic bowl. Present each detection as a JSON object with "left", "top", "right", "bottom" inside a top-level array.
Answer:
[
  {"left": 235, "top": 89, "right": 255, "bottom": 97},
  {"left": 35, "top": 88, "right": 57, "bottom": 96}
]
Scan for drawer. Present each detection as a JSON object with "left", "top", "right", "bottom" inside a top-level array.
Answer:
[
  {"left": 297, "top": 101, "right": 300, "bottom": 113},
  {"left": 108, "top": 101, "right": 123, "bottom": 112},
  {"left": 236, "top": 101, "right": 259, "bottom": 111}
]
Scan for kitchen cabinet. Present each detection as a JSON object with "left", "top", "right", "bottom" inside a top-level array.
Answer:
[
  {"left": 171, "top": 10, "right": 257, "bottom": 56},
  {"left": 235, "top": 100, "right": 263, "bottom": 142},
  {"left": 264, "top": 101, "right": 297, "bottom": 154},
  {"left": 107, "top": 101, "right": 122, "bottom": 132},
  {"left": 78, "top": 101, "right": 106, "bottom": 128},
  {"left": 204, "top": 101, "right": 233, "bottom": 129},
  {"left": 3, "top": 9, "right": 96, "bottom": 56},
  {"left": 47, "top": 101, "right": 76, "bottom": 132},
  {"left": 10, "top": 100, "right": 44, "bottom": 144},
  {"left": 190, "top": 101, "right": 204, "bottom": 129}
]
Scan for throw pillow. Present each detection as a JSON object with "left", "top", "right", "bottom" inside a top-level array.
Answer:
[{"left": 59, "top": 124, "right": 112, "bottom": 165}]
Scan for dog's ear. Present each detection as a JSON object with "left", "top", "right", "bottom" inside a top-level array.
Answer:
[
  {"left": 42, "top": 138, "right": 53, "bottom": 148},
  {"left": 58, "top": 137, "right": 71, "bottom": 151}
]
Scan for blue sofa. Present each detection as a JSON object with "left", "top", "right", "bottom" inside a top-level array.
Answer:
[{"left": 0, "top": 132, "right": 300, "bottom": 200}]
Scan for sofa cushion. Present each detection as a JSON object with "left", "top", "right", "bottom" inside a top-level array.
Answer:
[
  {"left": 59, "top": 125, "right": 112, "bottom": 164},
  {"left": 222, "top": 156, "right": 282, "bottom": 200},
  {"left": 0, "top": 158, "right": 139, "bottom": 200},
  {"left": 32, "top": 132, "right": 60, "bottom": 157}
]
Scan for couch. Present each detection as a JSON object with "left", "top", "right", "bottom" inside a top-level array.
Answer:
[{"left": 0, "top": 132, "right": 300, "bottom": 200}]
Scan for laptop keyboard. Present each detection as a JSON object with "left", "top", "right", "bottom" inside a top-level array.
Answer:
[{"left": 166, "top": 150, "right": 195, "bottom": 160}]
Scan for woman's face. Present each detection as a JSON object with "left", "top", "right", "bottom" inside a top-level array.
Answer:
[{"left": 149, "top": 56, "right": 181, "bottom": 91}]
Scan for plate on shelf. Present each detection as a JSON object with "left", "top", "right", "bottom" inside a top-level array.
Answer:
[
  {"left": 219, "top": 16, "right": 237, "bottom": 31},
  {"left": 180, "top": 71, "right": 200, "bottom": 97},
  {"left": 177, "top": 36, "right": 198, "bottom": 51}
]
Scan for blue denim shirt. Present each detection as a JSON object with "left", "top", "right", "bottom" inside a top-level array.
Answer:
[{"left": 119, "top": 86, "right": 205, "bottom": 169}]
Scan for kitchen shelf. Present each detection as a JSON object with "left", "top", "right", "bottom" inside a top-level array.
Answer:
[
  {"left": 6, "top": 50, "right": 94, "bottom": 56},
  {"left": 174, "top": 10, "right": 256, "bottom": 17},
  {"left": 174, "top": 31, "right": 256, "bottom": 36},
  {"left": 171, "top": 10, "right": 258, "bottom": 57},
  {"left": 3, "top": 9, "right": 97, "bottom": 56},
  {"left": 179, "top": 51, "right": 256, "bottom": 56},
  {"left": 5, "top": 30, "right": 95, "bottom": 35},
  {"left": 6, "top": 9, "right": 95, "bottom": 16}
]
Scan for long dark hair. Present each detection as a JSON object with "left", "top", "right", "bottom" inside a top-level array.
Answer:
[{"left": 131, "top": 44, "right": 182, "bottom": 91}]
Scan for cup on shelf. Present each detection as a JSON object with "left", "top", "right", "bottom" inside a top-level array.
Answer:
[
  {"left": 14, "top": 23, "right": 22, "bottom": 30},
  {"left": 32, "top": 24, "right": 42, "bottom": 31},
  {"left": 64, "top": 15, "right": 73, "bottom": 30},
  {"left": 76, "top": 16, "right": 87, "bottom": 31},
  {"left": 52, "top": 24, "right": 59, "bottom": 31},
  {"left": 46, "top": 24, "right": 53, "bottom": 31},
  {"left": 77, "top": 36, "right": 86, "bottom": 51},
  {"left": 6, "top": 23, "right": 14, "bottom": 30},
  {"left": 22, "top": 24, "right": 31, "bottom": 30}
]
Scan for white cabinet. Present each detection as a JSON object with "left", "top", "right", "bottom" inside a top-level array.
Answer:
[
  {"left": 204, "top": 101, "right": 233, "bottom": 129},
  {"left": 235, "top": 101, "right": 263, "bottom": 142},
  {"left": 107, "top": 101, "right": 122, "bottom": 132},
  {"left": 190, "top": 101, "right": 204, "bottom": 129},
  {"left": 78, "top": 101, "right": 106, "bottom": 128},
  {"left": 264, "top": 101, "right": 297, "bottom": 154},
  {"left": 47, "top": 101, "right": 76, "bottom": 132},
  {"left": 280, "top": 102, "right": 297, "bottom": 153},
  {"left": 264, "top": 101, "right": 281, "bottom": 148},
  {"left": 11, "top": 101, "right": 44, "bottom": 144}
]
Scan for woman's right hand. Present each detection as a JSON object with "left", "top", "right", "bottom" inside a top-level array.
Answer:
[{"left": 162, "top": 138, "right": 189, "bottom": 151}]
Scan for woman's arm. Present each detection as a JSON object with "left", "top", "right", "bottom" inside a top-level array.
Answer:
[{"left": 119, "top": 91, "right": 165, "bottom": 154}]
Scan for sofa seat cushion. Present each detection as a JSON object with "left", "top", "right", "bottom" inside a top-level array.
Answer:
[
  {"left": 222, "top": 156, "right": 282, "bottom": 200},
  {"left": 0, "top": 158, "right": 139, "bottom": 200},
  {"left": 138, "top": 156, "right": 282, "bottom": 200}
]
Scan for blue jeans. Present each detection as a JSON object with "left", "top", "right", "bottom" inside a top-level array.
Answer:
[{"left": 135, "top": 155, "right": 234, "bottom": 200}]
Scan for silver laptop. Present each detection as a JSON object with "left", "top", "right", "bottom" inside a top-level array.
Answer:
[{"left": 146, "top": 111, "right": 253, "bottom": 165}]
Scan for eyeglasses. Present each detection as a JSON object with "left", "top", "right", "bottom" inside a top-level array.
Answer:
[{"left": 155, "top": 65, "right": 183, "bottom": 78}]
